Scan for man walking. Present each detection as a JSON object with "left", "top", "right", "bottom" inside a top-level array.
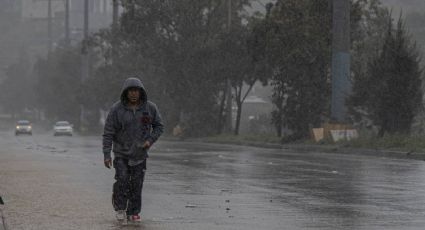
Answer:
[{"left": 102, "top": 77, "right": 164, "bottom": 223}]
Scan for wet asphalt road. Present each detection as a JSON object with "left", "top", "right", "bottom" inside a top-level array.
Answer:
[{"left": 1, "top": 131, "right": 425, "bottom": 230}]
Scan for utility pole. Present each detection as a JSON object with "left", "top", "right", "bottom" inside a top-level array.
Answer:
[
  {"left": 80, "top": 0, "right": 89, "bottom": 131},
  {"left": 64, "top": 0, "right": 70, "bottom": 46},
  {"left": 225, "top": 0, "right": 233, "bottom": 133},
  {"left": 82, "top": 0, "right": 89, "bottom": 81},
  {"left": 47, "top": 0, "right": 52, "bottom": 55},
  {"left": 331, "top": 0, "right": 351, "bottom": 122},
  {"left": 113, "top": 0, "right": 119, "bottom": 27},
  {"left": 104, "top": 0, "right": 108, "bottom": 13},
  {"left": 112, "top": 0, "right": 119, "bottom": 62},
  {"left": 227, "top": 0, "right": 231, "bottom": 27}
]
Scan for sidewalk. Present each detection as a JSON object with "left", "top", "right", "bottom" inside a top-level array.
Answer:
[
  {"left": 1, "top": 189, "right": 7, "bottom": 230},
  {"left": 0, "top": 208, "right": 7, "bottom": 230}
]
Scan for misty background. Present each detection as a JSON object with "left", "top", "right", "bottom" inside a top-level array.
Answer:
[{"left": 0, "top": 0, "right": 424, "bottom": 141}]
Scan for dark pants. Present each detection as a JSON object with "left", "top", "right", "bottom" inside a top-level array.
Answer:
[{"left": 112, "top": 157, "right": 146, "bottom": 216}]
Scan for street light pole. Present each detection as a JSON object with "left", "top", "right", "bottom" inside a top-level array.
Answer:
[
  {"left": 82, "top": 0, "right": 89, "bottom": 81},
  {"left": 64, "top": 0, "right": 70, "bottom": 46},
  {"left": 227, "top": 0, "right": 231, "bottom": 27},
  {"left": 47, "top": 0, "right": 52, "bottom": 55},
  {"left": 112, "top": 0, "right": 119, "bottom": 62},
  {"left": 113, "top": 0, "right": 119, "bottom": 27},
  {"left": 80, "top": 0, "right": 90, "bottom": 131}
]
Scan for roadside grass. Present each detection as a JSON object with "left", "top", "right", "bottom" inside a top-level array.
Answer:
[
  {"left": 340, "top": 134, "right": 425, "bottom": 152},
  {"left": 200, "top": 134, "right": 282, "bottom": 145},
  {"left": 198, "top": 133, "right": 425, "bottom": 153}
]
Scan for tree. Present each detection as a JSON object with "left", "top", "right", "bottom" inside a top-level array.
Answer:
[
  {"left": 264, "top": 0, "right": 332, "bottom": 138},
  {"left": 35, "top": 46, "right": 82, "bottom": 126},
  {"left": 90, "top": 0, "right": 251, "bottom": 136},
  {"left": 256, "top": 0, "right": 390, "bottom": 139},
  {"left": 350, "top": 0, "right": 391, "bottom": 98},
  {"left": 0, "top": 49, "right": 32, "bottom": 118},
  {"left": 0, "top": 1, "right": 21, "bottom": 80},
  {"left": 350, "top": 16, "right": 423, "bottom": 136},
  {"left": 228, "top": 13, "right": 272, "bottom": 135},
  {"left": 213, "top": 12, "right": 261, "bottom": 135}
]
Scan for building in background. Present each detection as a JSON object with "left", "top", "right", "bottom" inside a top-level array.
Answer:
[
  {"left": 0, "top": 0, "right": 22, "bottom": 79},
  {"left": 21, "top": 0, "right": 64, "bottom": 19},
  {"left": 0, "top": 0, "right": 116, "bottom": 80},
  {"left": 21, "top": 0, "right": 114, "bottom": 44},
  {"left": 0, "top": 0, "right": 117, "bottom": 118}
]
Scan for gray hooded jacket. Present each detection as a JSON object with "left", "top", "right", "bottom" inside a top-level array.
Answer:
[{"left": 102, "top": 78, "right": 164, "bottom": 164}]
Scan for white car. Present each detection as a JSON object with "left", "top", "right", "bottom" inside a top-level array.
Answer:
[{"left": 53, "top": 121, "right": 73, "bottom": 136}]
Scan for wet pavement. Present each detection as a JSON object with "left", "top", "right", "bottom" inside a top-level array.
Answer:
[{"left": 1, "top": 130, "right": 425, "bottom": 229}]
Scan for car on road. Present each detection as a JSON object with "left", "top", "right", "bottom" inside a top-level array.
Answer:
[
  {"left": 53, "top": 121, "right": 73, "bottom": 136},
  {"left": 15, "top": 120, "right": 32, "bottom": 136}
]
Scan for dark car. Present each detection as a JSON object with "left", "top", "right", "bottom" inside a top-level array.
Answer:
[{"left": 15, "top": 120, "right": 32, "bottom": 136}]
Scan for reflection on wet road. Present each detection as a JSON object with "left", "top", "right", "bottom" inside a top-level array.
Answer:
[{"left": 1, "top": 131, "right": 425, "bottom": 229}]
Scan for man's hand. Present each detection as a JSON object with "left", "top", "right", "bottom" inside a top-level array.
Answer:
[
  {"left": 104, "top": 158, "right": 112, "bottom": 169},
  {"left": 142, "top": 140, "right": 151, "bottom": 149}
]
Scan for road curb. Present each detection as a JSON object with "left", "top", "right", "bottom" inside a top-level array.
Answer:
[{"left": 162, "top": 137, "right": 425, "bottom": 161}]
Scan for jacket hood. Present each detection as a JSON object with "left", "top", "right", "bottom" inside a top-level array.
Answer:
[{"left": 120, "top": 77, "right": 147, "bottom": 104}]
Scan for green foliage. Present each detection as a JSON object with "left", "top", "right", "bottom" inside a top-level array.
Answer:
[
  {"left": 405, "top": 11, "right": 425, "bottom": 66},
  {"left": 35, "top": 47, "right": 82, "bottom": 126},
  {"left": 90, "top": 0, "right": 251, "bottom": 136},
  {"left": 0, "top": 50, "right": 33, "bottom": 117},
  {"left": 250, "top": 0, "right": 398, "bottom": 140},
  {"left": 351, "top": 0, "right": 391, "bottom": 86},
  {"left": 350, "top": 16, "right": 423, "bottom": 136},
  {"left": 11, "top": 0, "right": 414, "bottom": 140},
  {"left": 343, "top": 133, "right": 425, "bottom": 152},
  {"left": 261, "top": 0, "right": 332, "bottom": 138},
  {"left": 228, "top": 16, "right": 266, "bottom": 135}
]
